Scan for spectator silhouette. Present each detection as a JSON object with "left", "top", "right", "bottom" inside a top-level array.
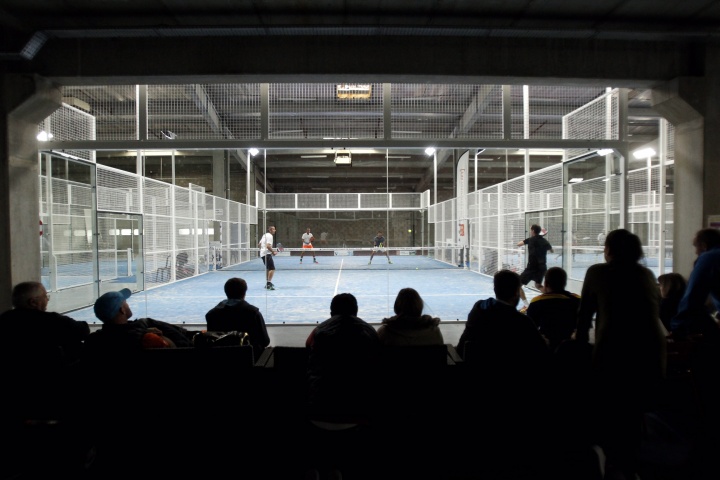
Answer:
[
  {"left": 0, "top": 281, "right": 90, "bottom": 364},
  {"left": 377, "top": 288, "right": 443, "bottom": 346},
  {"left": 526, "top": 266, "right": 580, "bottom": 353},
  {"left": 657, "top": 272, "right": 686, "bottom": 333},
  {"left": 454, "top": 270, "right": 554, "bottom": 477},
  {"left": 83, "top": 288, "right": 193, "bottom": 356},
  {"left": 669, "top": 228, "right": 720, "bottom": 478},
  {"left": 306, "top": 293, "right": 381, "bottom": 426},
  {"left": 205, "top": 277, "right": 270, "bottom": 362},
  {"left": 457, "top": 269, "right": 551, "bottom": 371},
  {"left": 576, "top": 228, "right": 666, "bottom": 480},
  {"left": 670, "top": 227, "right": 720, "bottom": 338},
  {"left": 304, "top": 293, "right": 381, "bottom": 478}
]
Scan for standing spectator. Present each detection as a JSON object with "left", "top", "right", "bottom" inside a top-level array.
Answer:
[
  {"left": 669, "top": 228, "right": 720, "bottom": 478},
  {"left": 258, "top": 225, "right": 277, "bottom": 290},
  {"left": 319, "top": 231, "right": 329, "bottom": 247},
  {"left": 526, "top": 267, "right": 580, "bottom": 352},
  {"left": 576, "top": 228, "right": 666, "bottom": 480},
  {"left": 0, "top": 281, "right": 90, "bottom": 363},
  {"left": 205, "top": 277, "right": 271, "bottom": 362},
  {"left": 378, "top": 288, "right": 444, "bottom": 346},
  {"left": 83, "top": 288, "right": 193, "bottom": 355},
  {"left": 670, "top": 227, "right": 720, "bottom": 337},
  {"left": 657, "top": 272, "right": 687, "bottom": 333},
  {"left": 516, "top": 224, "right": 553, "bottom": 307},
  {"left": 368, "top": 230, "right": 392, "bottom": 265},
  {"left": 299, "top": 227, "right": 318, "bottom": 264}
]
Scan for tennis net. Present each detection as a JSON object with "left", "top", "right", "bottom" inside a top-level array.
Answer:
[{"left": 221, "top": 246, "right": 467, "bottom": 271}]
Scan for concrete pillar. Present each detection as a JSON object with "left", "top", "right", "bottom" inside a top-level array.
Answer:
[
  {"left": 212, "top": 150, "right": 226, "bottom": 198},
  {"left": 0, "top": 74, "right": 61, "bottom": 311},
  {"left": 652, "top": 77, "right": 705, "bottom": 278}
]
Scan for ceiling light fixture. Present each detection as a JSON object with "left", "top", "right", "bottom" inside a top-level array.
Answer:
[
  {"left": 596, "top": 148, "right": 613, "bottom": 156},
  {"left": 633, "top": 147, "right": 656, "bottom": 159},
  {"left": 37, "top": 130, "right": 53, "bottom": 141},
  {"left": 334, "top": 149, "right": 352, "bottom": 165},
  {"left": 248, "top": 148, "right": 259, "bottom": 157},
  {"left": 336, "top": 84, "right": 372, "bottom": 99},
  {"left": 569, "top": 177, "right": 584, "bottom": 183},
  {"left": 425, "top": 147, "right": 436, "bottom": 156},
  {"left": 300, "top": 155, "right": 328, "bottom": 158}
]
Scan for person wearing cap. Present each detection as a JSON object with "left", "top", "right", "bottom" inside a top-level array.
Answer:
[{"left": 83, "top": 288, "right": 193, "bottom": 355}]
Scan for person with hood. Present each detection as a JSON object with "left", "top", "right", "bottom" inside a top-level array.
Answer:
[{"left": 377, "top": 288, "right": 443, "bottom": 346}]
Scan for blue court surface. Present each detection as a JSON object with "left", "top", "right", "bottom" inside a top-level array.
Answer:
[{"left": 67, "top": 253, "right": 540, "bottom": 326}]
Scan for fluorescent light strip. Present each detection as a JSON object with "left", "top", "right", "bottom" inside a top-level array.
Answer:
[{"left": 301, "top": 155, "right": 327, "bottom": 158}]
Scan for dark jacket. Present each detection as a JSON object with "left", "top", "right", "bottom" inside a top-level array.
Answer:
[
  {"left": 526, "top": 290, "right": 580, "bottom": 352},
  {"left": 0, "top": 308, "right": 90, "bottom": 363},
  {"left": 306, "top": 314, "right": 381, "bottom": 423},
  {"left": 83, "top": 318, "right": 193, "bottom": 356},
  {"left": 377, "top": 313, "right": 444, "bottom": 346},
  {"left": 205, "top": 299, "right": 271, "bottom": 361},
  {"left": 456, "top": 297, "right": 551, "bottom": 377}
]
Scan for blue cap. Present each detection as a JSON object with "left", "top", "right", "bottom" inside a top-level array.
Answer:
[{"left": 93, "top": 288, "right": 132, "bottom": 322}]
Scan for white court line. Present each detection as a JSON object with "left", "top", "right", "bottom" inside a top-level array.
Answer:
[{"left": 334, "top": 258, "right": 344, "bottom": 296}]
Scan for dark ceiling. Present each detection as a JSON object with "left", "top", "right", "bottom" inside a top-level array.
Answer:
[{"left": 2, "top": 1, "right": 715, "bottom": 199}]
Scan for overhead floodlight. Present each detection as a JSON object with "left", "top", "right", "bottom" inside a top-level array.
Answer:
[
  {"left": 633, "top": 147, "right": 656, "bottom": 159},
  {"left": 248, "top": 148, "right": 259, "bottom": 157},
  {"left": 425, "top": 147, "right": 436, "bottom": 156},
  {"left": 569, "top": 178, "right": 584, "bottom": 183},
  {"left": 334, "top": 149, "right": 352, "bottom": 165},
  {"left": 596, "top": 148, "right": 613, "bottom": 156},
  {"left": 37, "top": 131, "right": 53, "bottom": 141}
]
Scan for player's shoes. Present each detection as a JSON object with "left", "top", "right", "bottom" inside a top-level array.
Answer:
[
  {"left": 388, "top": 261, "right": 393, "bottom": 264},
  {"left": 368, "top": 261, "right": 372, "bottom": 265},
  {"left": 266, "top": 284, "right": 275, "bottom": 290},
  {"left": 300, "top": 259, "right": 302, "bottom": 263},
  {"left": 313, "top": 260, "right": 319, "bottom": 264}
]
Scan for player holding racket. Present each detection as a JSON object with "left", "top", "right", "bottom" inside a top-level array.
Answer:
[
  {"left": 368, "top": 230, "right": 392, "bottom": 265},
  {"left": 300, "top": 227, "right": 318, "bottom": 264},
  {"left": 259, "top": 225, "right": 277, "bottom": 290}
]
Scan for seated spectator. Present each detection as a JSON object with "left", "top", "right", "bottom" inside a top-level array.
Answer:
[
  {"left": 657, "top": 272, "right": 687, "bottom": 333},
  {"left": 0, "top": 281, "right": 89, "bottom": 363},
  {"left": 526, "top": 267, "right": 580, "bottom": 352},
  {"left": 456, "top": 269, "right": 552, "bottom": 373},
  {"left": 83, "top": 288, "right": 193, "bottom": 356},
  {"left": 377, "top": 287, "right": 443, "bottom": 346},
  {"left": 304, "top": 293, "right": 381, "bottom": 478},
  {"left": 453, "top": 270, "right": 554, "bottom": 475},
  {"left": 577, "top": 228, "right": 666, "bottom": 480},
  {"left": 205, "top": 277, "right": 270, "bottom": 362},
  {"left": 306, "top": 293, "right": 381, "bottom": 427}
]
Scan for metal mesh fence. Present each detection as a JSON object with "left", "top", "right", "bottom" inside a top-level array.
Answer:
[
  {"left": 269, "top": 83, "right": 383, "bottom": 139},
  {"left": 62, "top": 85, "right": 137, "bottom": 140}
]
